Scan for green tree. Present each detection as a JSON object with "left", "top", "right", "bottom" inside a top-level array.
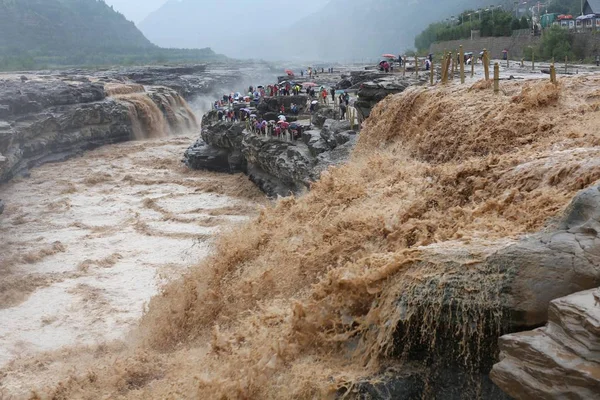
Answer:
[{"left": 537, "top": 25, "right": 574, "bottom": 60}]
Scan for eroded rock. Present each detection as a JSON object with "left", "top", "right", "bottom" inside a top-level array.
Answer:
[{"left": 491, "top": 288, "right": 600, "bottom": 399}]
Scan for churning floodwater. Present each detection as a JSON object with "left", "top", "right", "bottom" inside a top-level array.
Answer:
[{"left": 0, "top": 135, "right": 264, "bottom": 373}]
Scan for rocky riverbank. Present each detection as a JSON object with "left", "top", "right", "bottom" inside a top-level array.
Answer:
[
  {"left": 0, "top": 78, "right": 196, "bottom": 185},
  {"left": 185, "top": 110, "right": 358, "bottom": 197},
  {"left": 0, "top": 64, "right": 256, "bottom": 213}
]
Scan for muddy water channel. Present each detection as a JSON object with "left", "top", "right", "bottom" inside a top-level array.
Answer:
[{"left": 0, "top": 136, "right": 263, "bottom": 368}]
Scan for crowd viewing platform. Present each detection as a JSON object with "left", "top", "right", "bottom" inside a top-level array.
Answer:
[{"left": 208, "top": 68, "right": 359, "bottom": 144}]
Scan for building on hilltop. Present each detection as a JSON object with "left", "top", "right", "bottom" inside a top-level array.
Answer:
[{"left": 584, "top": 0, "right": 600, "bottom": 15}]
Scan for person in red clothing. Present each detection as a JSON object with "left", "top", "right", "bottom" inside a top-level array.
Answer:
[{"left": 322, "top": 89, "right": 328, "bottom": 104}]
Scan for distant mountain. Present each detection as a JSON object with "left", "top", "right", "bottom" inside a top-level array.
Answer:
[
  {"left": 139, "top": 0, "right": 327, "bottom": 58},
  {"left": 0, "top": 0, "right": 155, "bottom": 53},
  {"left": 0, "top": 0, "right": 224, "bottom": 70},
  {"left": 278, "top": 0, "right": 497, "bottom": 61},
  {"left": 140, "top": 0, "right": 497, "bottom": 61}
]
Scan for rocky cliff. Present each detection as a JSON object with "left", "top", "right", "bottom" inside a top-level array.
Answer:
[
  {"left": 0, "top": 75, "right": 199, "bottom": 189},
  {"left": 184, "top": 110, "right": 357, "bottom": 197},
  {"left": 491, "top": 288, "right": 600, "bottom": 399}
]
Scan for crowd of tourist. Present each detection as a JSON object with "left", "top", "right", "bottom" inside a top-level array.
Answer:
[{"left": 209, "top": 76, "right": 354, "bottom": 142}]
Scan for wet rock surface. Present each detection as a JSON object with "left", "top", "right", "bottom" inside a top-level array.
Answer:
[
  {"left": 364, "top": 184, "right": 600, "bottom": 399},
  {"left": 350, "top": 71, "right": 421, "bottom": 122},
  {"left": 184, "top": 108, "right": 357, "bottom": 197},
  {"left": 491, "top": 288, "right": 600, "bottom": 399},
  {"left": 0, "top": 64, "right": 219, "bottom": 184},
  {"left": 0, "top": 80, "right": 132, "bottom": 182}
]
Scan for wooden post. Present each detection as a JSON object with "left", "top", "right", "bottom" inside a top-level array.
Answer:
[
  {"left": 483, "top": 49, "right": 490, "bottom": 80},
  {"left": 565, "top": 56, "right": 568, "bottom": 75},
  {"left": 441, "top": 54, "right": 447, "bottom": 83},
  {"left": 415, "top": 55, "right": 419, "bottom": 76},
  {"left": 471, "top": 54, "right": 475, "bottom": 78},
  {"left": 460, "top": 45, "right": 465, "bottom": 84},
  {"left": 521, "top": 58, "right": 524, "bottom": 67},
  {"left": 430, "top": 59, "right": 435, "bottom": 85},
  {"left": 442, "top": 53, "right": 450, "bottom": 84},
  {"left": 550, "top": 63, "right": 557, "bottom": 84},
  {"left": 449, "top": 52, "right": 454, "bottom": 81},
  {"left": 506, "top": 51, "right": 509, "bottom": 68},
  {"left": 494, "top": 62, "right": 500, "bottom": 93}
]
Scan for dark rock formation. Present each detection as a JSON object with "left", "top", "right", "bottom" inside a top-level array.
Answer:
[
  {"left": 350, "top": 72, "right": 420, "bottom": 122},
  {"left": 0, "top": 199, "right": 4, "bottom": 215},
  {"left": 184, "top": 109, "right": 357, "bottom": 197},
  {"left": 256, "top": 95, "right": 308, "bottom": 115},
  {"left": 0, "top": 80, "right": 132, "bottom": 182},
  {"left": 118, "top": 65, "right": 212, "bottom": 98},
  {"left": 491, "top": 288, "right": 600, "bottom": 399},
  {"left": 0, "top": 75, "right": 199, "bottom": 184}
]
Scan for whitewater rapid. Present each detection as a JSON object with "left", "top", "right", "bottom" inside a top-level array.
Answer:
[{"left": 0, "top": 136, "right": 262, "bottom": 370}]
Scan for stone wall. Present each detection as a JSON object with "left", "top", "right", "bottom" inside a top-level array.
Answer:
[
  {"left": 431, "top": 30, "right": 600, "bottom": 60},
  {"left": 430, "top": 30, "right": 540, "bottom": 59}
]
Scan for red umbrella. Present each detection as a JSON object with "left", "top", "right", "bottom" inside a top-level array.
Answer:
[
  {"left": 382, "top": 53, "right": 397, "bottom": 58},
  {"left": 285, "top": 69, "right": 294, "bottom": 76}
]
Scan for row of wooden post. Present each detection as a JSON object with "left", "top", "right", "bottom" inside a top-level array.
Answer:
[{"left": 425, "top": 45, "right": 558, "bottom": 90}]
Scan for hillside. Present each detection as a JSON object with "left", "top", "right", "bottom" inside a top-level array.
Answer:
[
  {"left": 280, "top": 0, "right": 497, "bottom": 60},
  {"left": 0, "top": 0, "right": 223, "bottom": 70},
  {"left": 140, "top": 0, "right": 496, "bottom": 60},
  {"left": 0, "top": 0, "right": 154, "bottom": 53}
]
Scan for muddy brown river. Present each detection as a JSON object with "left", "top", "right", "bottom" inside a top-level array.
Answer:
[{"left": 0, "top": 135, "right": 263, "bottom": 377}]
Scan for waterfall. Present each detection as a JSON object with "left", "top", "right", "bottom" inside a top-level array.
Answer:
[{"left": 108, "top": 84, "right": 199, "bottom": 140}]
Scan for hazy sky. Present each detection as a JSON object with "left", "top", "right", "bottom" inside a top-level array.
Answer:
[{"left": 104, "top": 0, "right": 168, "bottom": 23}]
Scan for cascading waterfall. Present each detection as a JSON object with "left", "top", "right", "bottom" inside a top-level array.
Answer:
[{"left": 107, "top": 84, "right": 198, "bottom": 139}]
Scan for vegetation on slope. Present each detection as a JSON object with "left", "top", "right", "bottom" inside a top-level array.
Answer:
[
  {"left": 415, "top": 8, "right": 529, "bottom": 52},
  {"left": 0, "top": 0, "right": 224, "bottom": 70}
]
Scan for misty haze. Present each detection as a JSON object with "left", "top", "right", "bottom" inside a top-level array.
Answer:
[{"left": 1, "top": 0, "right": 600, "bottom": 399}]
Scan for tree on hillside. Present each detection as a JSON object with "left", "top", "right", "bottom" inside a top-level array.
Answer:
[
  {"left": 546, "top": 0, "right": 581, "bottom": 15},
  {"left": 535, "top": 25, "right": 575, "bottom": 60}
]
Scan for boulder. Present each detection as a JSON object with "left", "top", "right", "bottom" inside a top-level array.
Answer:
[
  {"left": 0, "top": 199, "right": 4, "bottom": 215},
  {"left": 320, "top": 119, "right": 353, "bottom": 149},
  {"left": 312, "top": 106, "right": 340, "bottom": 128},
  {"left": 257, "top": 95, "right": 308, "bottom": 115},
  {"left": 491, "top": 288, "right": 600, "bottom": 399},
  {"left": 336, "top": 79, "right": 352, "bottom": 90},
  {"left": 183, "top": 139, "right": 237, "bottom": 173},
  {"left": 302, "top": 130, "right": 329, "bottom": 157},
  {"left": 201, "top": 120, "right": 245, "bottom": 150}
]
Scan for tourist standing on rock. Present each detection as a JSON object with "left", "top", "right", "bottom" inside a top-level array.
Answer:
[
  {"left": 322, "top": 88, "right": 328, "bottom": 104},
  {"left": 301, "top": 70, "right": 304, "bottom": 77},
  {"left": 340, "top": 102, "right": 347, "bottom": 120},
  {"left": 331, "top": 87, "right": 336, "bottom": 103}
]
